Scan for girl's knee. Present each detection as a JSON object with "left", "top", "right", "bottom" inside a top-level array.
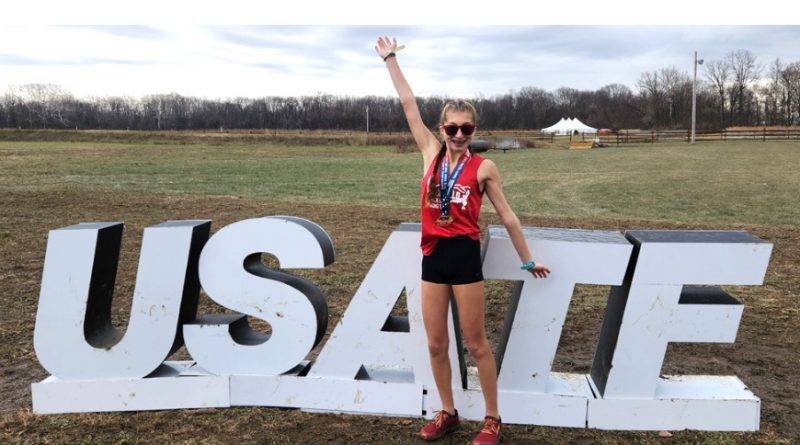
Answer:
[
  {"left": 466, "top": 339, "right": 491, "bottom": 361},
  {"left": 427, "top": 339, "right": 450, "bottom": 358}
]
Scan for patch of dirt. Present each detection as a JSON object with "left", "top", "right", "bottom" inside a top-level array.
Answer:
[{"left": 1, "top": 190, "right": 798, "bottom": 444}]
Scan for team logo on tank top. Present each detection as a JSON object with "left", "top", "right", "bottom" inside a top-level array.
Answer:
[
  {"left": 451, "top": 184, "right": 470, "bottom": 210},
  {"left": 427, "top": 184, "right": 472, "bottom": 211}
]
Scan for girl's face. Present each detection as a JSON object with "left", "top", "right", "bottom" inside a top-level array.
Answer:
[{"left": 440, "top": 110, "right": 475, "bottom": 153}]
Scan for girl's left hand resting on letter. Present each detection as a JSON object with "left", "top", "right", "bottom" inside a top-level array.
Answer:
[{"left": 528, "top": 263, "right": 551, "bottom": 279}]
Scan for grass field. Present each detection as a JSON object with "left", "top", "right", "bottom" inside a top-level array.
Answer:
[
  {"left": 1, "top": 133, "right": 799, "bottom": 444},
  {"left": 2, "top": 139, "right": 799, "bottom": 227}
]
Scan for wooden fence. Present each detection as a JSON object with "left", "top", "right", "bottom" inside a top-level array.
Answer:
[
  {"left": 485, "top": 128, "right": 800, "bottom": 146},
  {"left": 608, "top": 128, "right": 800, "bottom": 144}
]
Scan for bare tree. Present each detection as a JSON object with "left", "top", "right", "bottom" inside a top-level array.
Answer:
[
  {"left": 595, "top": 84, "right": 639, "bottom": 130},
  {"left": 11, "top": 83, "right": 75, "bottom": 128},
  {"left": 1, "top": 88, "right": 25, "bottom": 128},
  {"left": 514, "top": 86, "right": 555, "bottom": 129},
  {"left": 764, "top": 58, "right": 786, "bottom": 125},
  {"left": 726, "top": 49, "right": 763, "bottom": 125},
  {"left": 636, "top": 71, "right": 664, "bottom": 127},
  {"left": 778, "top": 61, "right": 800, "bottom": 125},
  {"left": 704, "top": 59, "right": 731, "bottom": 127},
  {"left": 657, "top": 66, "right": 692, "bottom": 127}
]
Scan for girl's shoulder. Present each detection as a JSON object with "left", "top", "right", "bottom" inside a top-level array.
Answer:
[{"left": 471, "top": 152, "right": 487, "bottom": 168}]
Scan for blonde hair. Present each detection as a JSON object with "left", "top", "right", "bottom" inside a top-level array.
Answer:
[{"left": 439, "top": 100, "right": 478, "bottom": 126}]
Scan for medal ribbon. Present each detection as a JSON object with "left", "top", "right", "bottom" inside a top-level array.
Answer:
[{"left": 439, "top": 150, "right": 471, "bottom": 217}]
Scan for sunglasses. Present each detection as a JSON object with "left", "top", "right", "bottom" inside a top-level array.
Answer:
[{"left": 442, "top": 124, "right": 476, "bottom": 137}]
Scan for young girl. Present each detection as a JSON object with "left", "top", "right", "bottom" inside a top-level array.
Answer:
[{"left": 375, "top": 37, "right": 550, "bottom": 445}]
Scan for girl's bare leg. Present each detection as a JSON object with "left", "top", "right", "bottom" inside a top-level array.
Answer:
[
  {"left": 421, "top": 280, "right": 456, "bottom": 414},
  {"left": 453, "top": 281, "right": 499, "bottom": 418}
]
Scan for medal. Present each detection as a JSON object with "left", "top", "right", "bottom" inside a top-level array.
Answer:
[
  {"left": 436, "top": 215, "right": 455, "bottom": 227},
  {"left": 438, "top": 150, "right": 470, "bottom": 227}
]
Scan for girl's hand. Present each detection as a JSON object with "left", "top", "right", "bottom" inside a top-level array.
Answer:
[
  {"left": 375, "top": 36, "right": 398, "bottom": 59},
  {"left": 527, "top": 263, "right": 551, "bottom": 279}
]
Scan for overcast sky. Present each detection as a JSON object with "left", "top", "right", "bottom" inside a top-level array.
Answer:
[{"left": 2, "top": 4, "right": 798, "bottom": 100}]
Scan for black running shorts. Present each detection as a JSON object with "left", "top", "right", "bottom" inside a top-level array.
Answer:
[{"left": 421, "top": 235, "right": 484, "bottom": 285}]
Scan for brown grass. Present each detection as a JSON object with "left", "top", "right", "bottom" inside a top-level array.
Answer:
[{"left": 1, "top": 189, "right": 798, "bottom": 444}]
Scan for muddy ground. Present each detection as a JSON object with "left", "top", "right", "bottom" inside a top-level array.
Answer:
[{"left": 1, "top": 190, "right": 797, "bottom": 444}]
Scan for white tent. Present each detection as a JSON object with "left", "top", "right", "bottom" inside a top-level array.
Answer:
[{"left": 542, "top": 117, "right": 597, "bottom": 135}]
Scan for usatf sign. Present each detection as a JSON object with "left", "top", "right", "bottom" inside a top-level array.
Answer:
[{"left": 32, "top": 217, "right": 773, "bottom": 431}]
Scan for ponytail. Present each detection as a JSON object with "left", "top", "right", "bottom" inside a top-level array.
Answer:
[{"left": 426, "top": 142, "right": 447, "bottom": 204}]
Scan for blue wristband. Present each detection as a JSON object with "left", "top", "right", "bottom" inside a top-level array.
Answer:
[{"left": 521, "top": 261, "right": 536, "bottom": 270}]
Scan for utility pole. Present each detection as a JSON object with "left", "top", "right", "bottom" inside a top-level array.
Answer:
[{"left": 692, "top": 51, "right": 704, "bottom": 144}]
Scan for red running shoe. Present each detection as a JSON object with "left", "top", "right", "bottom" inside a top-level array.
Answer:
[
  {"left": 420, "top": 409, "right": 460, "bottom": 440},
  {"left": 472, "top": 416, "right": 502, "bottom": 445}
]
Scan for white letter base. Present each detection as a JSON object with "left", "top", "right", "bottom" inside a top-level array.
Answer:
[
  {"left": 588, "top": 375, "right": 760, "bottom": 431},
  {"left": 31, "top": 361, "right": 230, "bottom": 414},
  {"left": 232, "top": 363, "right": 423, "bottom": 417}
]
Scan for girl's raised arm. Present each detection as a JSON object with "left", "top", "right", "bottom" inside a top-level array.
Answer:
[{"left": 375, "top": 37, "right": 441, "bottom": 165}]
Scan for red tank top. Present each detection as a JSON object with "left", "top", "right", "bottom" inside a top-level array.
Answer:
[{"left": 420, "top": 151, "right": 485, "bottom": 255}]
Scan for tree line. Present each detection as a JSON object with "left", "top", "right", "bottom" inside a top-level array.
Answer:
[{"left": 1, "top": 50, "right": 799, "bottom": 133}]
